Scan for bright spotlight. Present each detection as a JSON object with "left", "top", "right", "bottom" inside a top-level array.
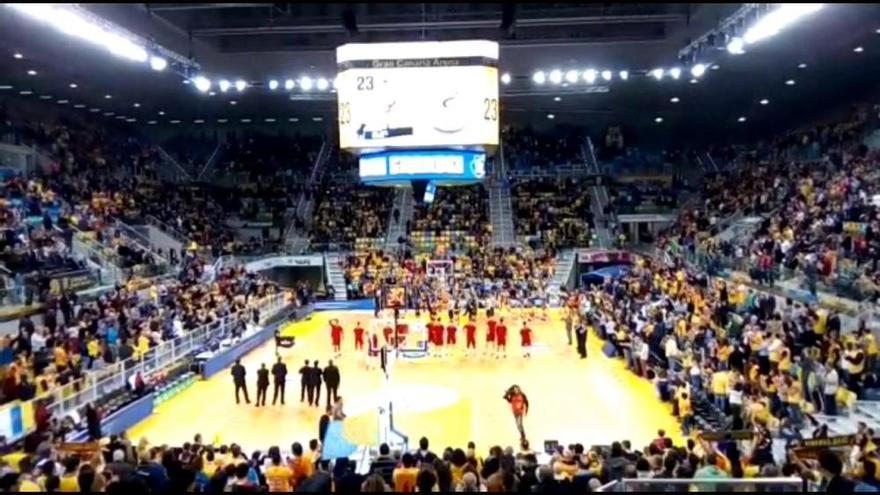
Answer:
[
  {"left": 690, "top": 63, "right": 706, "bottom": 78},
  {"left": 601, "top": 70, "right": 612, "bottom": 81},
  {"left": 654, "top": 117, "right": 664, "bottom": 124},
  {"left": 583, "top": 69, "right": 597, "bottom": 84},
  {"left": 650, "top": 68, "right": 664, "bottom": 80},
  {"left": 785, "top": 79, "right": 796, "bottom": 86},
  {"left": 234, "top": 80, "right": 247, "bottom": 92},
  {"left": 619, "top": 70, "right": 629, "bottom": 81},
  {"left": 727, "top": 37, "right": 745, "bottom": 55},
  {"left": 218, "top": 79, "right": 231, "bottom": 92},
  {"left": 854, "top": 46, "right": 864, "bottom": 53},
  {"left": 760, "top": 98, "right": 769, "bottom": 105},
  {"left": 532, "top": 71, "right": 546, "bottom": 84},
  {"left": 268, "top": 79, "right": 279, "bottom": 90},
  {"left": 316, "top": 78, "right": 329, "bottom": 91},
  {"left": 149, "top": 56, "right": 167, "bottom": 71},
  {"left": 565, "top": 70, "right": 579, "bottom": 84},
  {"left": 549, "top": 69, "right": 563, "bottom": 84},
  {"left": 193, "top": 76, "right": 211, "bottom": 93},
  {"left": 742, "top": 4, "right": 825, "bottom": 45},
  {"left": 669, "top": 67, "right": 681, "bottom": 80},
  {"left": 737, "top": 116, "right": 747, "bottom": 123},
  {"left": 284, "top": 79, "right": 295, "bottom": 90},
  {"left": 500, "top": 73, "right": 511, "bottom": 84},
  {"left": 547, "top": 113, "right": 555, "bottom": 120},
  {"left": 300, "top": 76, "right": 313, "bottom": 91}
]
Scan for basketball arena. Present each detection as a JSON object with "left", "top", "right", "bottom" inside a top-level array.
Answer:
[{"left": 1, "top": 3, "right": 880, "bottom": 493}]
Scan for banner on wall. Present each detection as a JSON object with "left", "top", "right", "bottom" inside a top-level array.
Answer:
[
  {"left": 244, "top": 255, "right": 324, "bottom": 273},
  {"left": 576, "top": 250, "right": 635, "bottom": 265}
]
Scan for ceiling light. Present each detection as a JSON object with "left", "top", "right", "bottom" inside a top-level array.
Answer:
[
  {"left": 549, "top": 69, "right": 563, "bottom": 84},
  {"left": 104, "top": 94, "right": 112, "bottom": 99},
  {"left": 601, "top": 70, "right": 612, "bottom": 81},
  {"left": 618, "top": 70, "right": 629, "bottom": 81},
  {"left": 760, "top": 98, "right": 769, "bottom": 105},
  {"left": 500, "top": 73, "right": 511, "bottom": 84},
  {"left": 264, "top": 118, "right": 276, "bottom": 123},
  {"left": 158, "top": 110, "right": 165, "bottom": 115},
  {"left": 149, "top": 56, "right": 167, "bottom": 71},
  {"left": 711, "top": 64, "right": 720, "bottom": 71},
  {"left": 183, "top": 79, "right": 190, "bottom": 85},
  {"left": 133, "top": 103, "right": 140, "bottom": 108},
  {"left": 583, "top": 69, "right": 597, "bottom": 84},
  {"left": 742, "top": 4, "right": 825, "bottom": 45},
  {"left": 785, "top": 79, "right": 796, "bottom": 85},
  {"left": 147, "top": 120, "right": 157, "bottom": 125},
  {"left": 193, "top": 76, "right": 211, "bottom": 93},
  {"left": 56, "top": 99, "right": 68, "bottom": 104},
  {"left": 737, "top": 116, "right": 747, "bottom": 122},
  {"left": 316, "top": 78, "right": 329, "bottom": 91},
  {"left": 670, "top": 97, "right": 680, "bottom": 103},
  {"left": 19, "top": 90, "right": 32, "bottom": 96},
  {"left": 234, "top": 79, "right": 247, "bottom": 92},
  {"left": 565, "top": 70, "right": 579, "bottom": 84},
  {"left": 689, "top": 78, "right": 699, "bottom": 84},
  {"left": 104, "top": 112, "right": 114, "bottom": 116},
  {"left": 13, "top": 53, "right": 22, "bottom": 59},
  {"left": 125, "top": 118, "right": 136, "bottom": 123},
  {"left": 289, "top": 117, "right": 299, "bottom": 122},
  {"left": 218, "top": 79, "right": 231, "bottom": 92},
  {"left": 170, "top": 119, "right": 180, "bottom": 124},
  {"left": 300, "top": 77, "right": 313, "bottom": 91},
  {"left": 727, "top": 37, "right": 745, "bottom": 55},
  {"left": 208, "top": 91, "right": 216, "bottom": 96},
  {"left": 217, "top": 118, "right": 228, "bottom": 123},
  {"left": 284, "top": 79, "right": 295, "bottom": 90},
  {"left": 229, "top": 100, "right": 237, "bottom": 105},
  {"left": 650, "top": 68, "right": 664, "bottom": 80},
  {"left": 532, "top": 71, "right": 546, "bottom": 84},
  {"left": 194, "top": 119, "right": 204, "bottom": 124},
  {"left": 876, "top": 28, "right": 880, "bottom": 34},
  {"left": 73, "top": 104, "right": 85, "bottom": 109},
  {"left": 553, "top": 96, "right": 561, "bottom": 102},
  {"left": 26, "top": 70, "right": 37, "bottom": 76},
  {"left": 654, "top": 117, "right": 663, "bottom": 123},
  {"left": 115, "top": 115, "right": 126, "bottom": 120},
  {"left": 798, "top": 63, "right": 807, "bottom": 69},
  {"left": 268, "top": 79, "right": 279, "bottom": 90},
  {"left": 240, "top": 118, "right": 252, "bottom": 123},
  {"left": 690, "top": 63, "right": 706, "bottom": 78},
  {"left": 669, "top": 67, "right": 681, "bottom": 80},
  {"left": 854, "top": 46, "right": 864, "bottom": 53},
  {"left": 89, "top": 108, "right": 99, "bottom": 112},
  {"left": 39, "top": 95, "right": 51, "bottom": 100},
  {"left": 0, "top": 85, "right": 12, "bottom": 90},
  {"left": 312, "top": 117, "right": 324, "bottom": 122},
  {"left": 69, "top": 83, "right": 77, "bottom": 88},
  {"left": 547, "top": 113, "right": 555, "bottom": 120}
]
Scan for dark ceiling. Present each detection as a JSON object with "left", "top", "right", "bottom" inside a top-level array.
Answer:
[{"left": 0, "top": 3, "right": 879, "bottom": 148}]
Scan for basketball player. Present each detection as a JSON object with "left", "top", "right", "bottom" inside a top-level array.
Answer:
[
  {"left": 431, "top": 318, "right": 444, "bottom": 358},
  {"left": 330, "top": 319, "right": 343, "bottom": 358},
  {"left": 465, "top": 319, "right": 477, "bottom": 357},
  {"left": 382, "top": 322, "right": 394, "bottom": 347},
  {"left": 496, "top": 317, "right": 508, "bottom": 359},
  {"left": 486, "top": 313, "right": 497, "bottom": 357},
  {"left": 354, "top": 321, "right": 365, "bottom": 351},
  {"left": 503, "top": 385, "right": 529, "bottom": 442},
  {"left": 520, "top": 321, "right": 533, "bottom": 358},
  {"left": 367, "top": 327, "right": 380, "bottom": 370},
  {"left": 446, "top": 320, "right": 457, "bottom": 349}
]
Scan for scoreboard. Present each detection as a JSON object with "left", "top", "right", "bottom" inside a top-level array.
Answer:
[{"left": 336, "top": 40, "right": 499, "bottom": 151}]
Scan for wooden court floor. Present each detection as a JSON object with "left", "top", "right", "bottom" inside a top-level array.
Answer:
[{"left": 128, "top": 309, "right": 682, "bottom": 453}]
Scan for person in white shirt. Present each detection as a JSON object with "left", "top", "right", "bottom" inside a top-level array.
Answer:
[
  {"left": 30, "top": 328, "right": 47, "bottom": 353},
  {"left": 823, "top": 365, "right": 840, "bottom": 416}
]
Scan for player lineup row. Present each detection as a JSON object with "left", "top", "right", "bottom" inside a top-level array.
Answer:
[{"left": 327, "top": 313, "right": 540, "bottom": 356}]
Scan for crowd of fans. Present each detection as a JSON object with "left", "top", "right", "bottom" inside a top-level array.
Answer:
[
  {"left": 502, "top": 126, "right": 583, "bottom": 171},
  {"left": 511, "top": 178, "right": 593, "bottom": 249},
  {"left": 309, "top": 183, "right": 393, "bottom": 251},
  {"left": 409, "top": 185, "right": 491, "bottom": 253}
]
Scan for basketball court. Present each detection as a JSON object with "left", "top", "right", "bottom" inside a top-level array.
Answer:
[{"left": 127, "top": 309, "right": 682, "bottom": 453}]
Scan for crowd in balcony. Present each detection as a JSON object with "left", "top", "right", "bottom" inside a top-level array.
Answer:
[
  {"left": 502, "top": 126, "right": 584, "bottom": 171},
  {"left": 309, "top": 182, "right": 393, "bottom": 251},
  {"left": 511, "top": 177, "right": 594, "bottom": 249},
  {"left": 409, "top": 185, "right": 491, "bottom": 252}
]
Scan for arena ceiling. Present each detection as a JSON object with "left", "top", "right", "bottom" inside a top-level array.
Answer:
[{"left": 1, "top": 3, "right": 880, "bottom": 146}]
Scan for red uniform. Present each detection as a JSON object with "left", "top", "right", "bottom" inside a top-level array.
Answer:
[
  {"left": 331, "top": 324, "right": 343, "bottom": 349},
  {"left": 396, "top": 323, "right": 409, "bottom": 345},
  {"left": 487, "top": 318, "right": 497, "bottom": 343},
  {"left": 383, "top": 326, "right": 393, "bottom": 344},
  {"left": 368, "top": 334, "right": 379, "bottom": 357},
  {"left": 446, "top": 325, "right": 457, "bottom": 345},
  {"left": 520, "top": 327, "right": 532, "bottom": 347},
  {"left": 465, "top": 323, "right": 477, "bottom": 348},
  {"left": 354, "top": 325, "right": 365, "bottom": 350},
  {"left": 431, "top": 323, "right": 444, "bottom": 347},
  {"left": 496, "top": 324, "right": 508, "bottom": 348}
]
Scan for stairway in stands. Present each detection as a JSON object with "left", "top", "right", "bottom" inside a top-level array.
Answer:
[
  {"left": 285, "top": 141, "right": 330, "bottom": 254},
  {"left": 324, "top": 253, "right": 348, "bottom": 301},
  {"left": 489, "top": 181, "right": 516, "bottom": 248},
  {"left": 385, "top": 187, "right": 413, "bottom": 251},
  {"left": 582, "top": 138, "right": 613, "bottom": 249},
  {"left": 550, "top": 249, "right": 577, "bottom": 292}
]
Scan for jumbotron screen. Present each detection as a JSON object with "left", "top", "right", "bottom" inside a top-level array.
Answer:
[{"left": 336, "top": 40, "right": 499, "bottom": 151}]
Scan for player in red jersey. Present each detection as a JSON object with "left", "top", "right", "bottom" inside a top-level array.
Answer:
[
  {"left": 495, "top": 317, "right": 508, "bottom": 358},
  {"left": 486, "top": 316, "right": 497, "bottom": 357},
  {"left": 353, "top": 322, "right": 365, "bottom": 350},
  {"left": 330, "top": 319, "right": 343, "bottom": 356},
  {"left": 465, "top": 320, "right": 477, "bottom": 356},
  {"left": 431, "top": 319, "right": 444, "bottom": 357},
  {"left": 446, "top": 322, "right": 457, "bottom": 346},
  {"left": 382, "top": 324, "right": 394, "bottom": 346},
  {"left": 520, "top": 322, "right": 533, "bottom": 358}
]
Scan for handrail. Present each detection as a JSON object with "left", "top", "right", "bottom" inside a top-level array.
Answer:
[
  {"left": 155, "top": 145, "right": 194, "bottom": 182},
  {"left": 196, "top": 140, "right": 224, "bottom": 181},
  {"left": 32, "top": 292, "right": 289, "bottom": 422}
]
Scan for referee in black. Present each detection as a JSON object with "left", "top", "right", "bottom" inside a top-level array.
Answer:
[{"left": 272, "top": 356, "right": 288, "bottom": 405}]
